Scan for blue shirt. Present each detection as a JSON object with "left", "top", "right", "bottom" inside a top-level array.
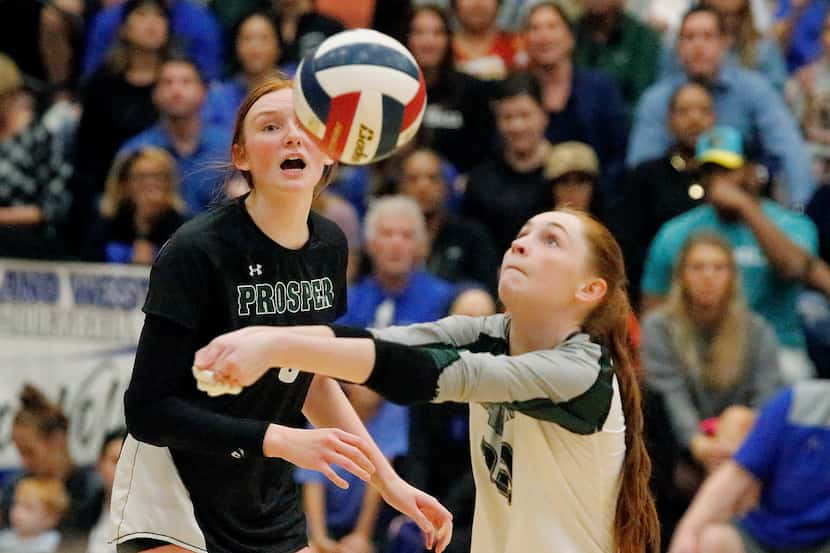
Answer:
[
  {"left": 775, "top": 0, "right": 830, "bottom": 72},
  {"left": 735, "top": 381, "right": 830, "bottom": 548},
  {"left": 628, "top": 62, "right": 816, "bottom": 207},
  {"left": 83, "top": 0, "right": 223, "bottom": 81},
  {"left": 119, "top": 122, "right": 230, "bottom": 215},
  {"left": 294, "top": 401, "right": 409, "bottom": 530},
  {"left": 641, "top": 201, "right": 818, "bottom": 348},
  {"left": 337, "top": 270, "right": 456, "bottom": 328},
  {"left": 204, "top": 77, "right": 248, "bottom": 133},
  {"left": 546, "top": 68, "right": 629, "bottom": 202}
]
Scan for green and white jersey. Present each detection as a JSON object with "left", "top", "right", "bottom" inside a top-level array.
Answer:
[{"left": 372, "top": 314, "right": 625, "bottom": 553}]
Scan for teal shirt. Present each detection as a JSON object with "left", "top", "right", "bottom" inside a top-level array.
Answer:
[{"left": 641, "top": 201, "right": 818, "bottom": 348}]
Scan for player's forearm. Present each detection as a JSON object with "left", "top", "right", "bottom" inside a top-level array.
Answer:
[
  {"left": 303, "top": 376, "right": 400, "bottom": 488},
  {"left": 675, "top": 461, "right": 758, "bottom": 535},
  {"left": 126, "top": 315, "right": 269, "bottom": 457},
  {"left": 270, "top": 333, "right": 376, "bottom": 384}
]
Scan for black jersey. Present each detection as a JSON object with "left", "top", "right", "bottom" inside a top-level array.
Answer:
[{"left": 111, "top": 195, "right": 348, "bottom": 553}]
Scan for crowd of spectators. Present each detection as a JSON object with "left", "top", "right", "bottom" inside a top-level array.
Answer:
[{"left": 1, "top": 0, "right": 830, "bottom": 552}]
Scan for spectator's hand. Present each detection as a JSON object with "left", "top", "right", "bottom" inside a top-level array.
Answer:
[
  {"left": 706, "top": 174, "right": 753, "bottom": 215},
  {"left": 690, "top": 434, "right": 732, "bottom": 473},
  {"left": 376, "top": 477, "right": 453, "bottom": 553},
  {"left": 262, "top": 424, "right": 375, "bottom": 489},
  {"left": 310, "top": 535, "right": 339, "bottom": 553},
  {"left": 338, "top": 532, "right": 374, "bottom": 553}
]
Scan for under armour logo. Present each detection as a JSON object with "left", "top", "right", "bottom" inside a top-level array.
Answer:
[
  {"left": 249, "top": 264, "right": 262, "bottom": 277},
  {"left": 231, "top": 448, "right": 245, "bottom": 459}
]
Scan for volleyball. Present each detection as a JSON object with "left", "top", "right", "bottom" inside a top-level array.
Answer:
[{"left": 293, "top": 29, "right": 427, "bottom": 165}]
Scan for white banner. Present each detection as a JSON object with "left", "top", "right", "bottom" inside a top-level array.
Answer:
[{"left": 0, "top": 259, "right": 150, "bottom": 471}]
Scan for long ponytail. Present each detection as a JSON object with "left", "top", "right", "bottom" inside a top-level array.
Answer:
[{"left": 566, "top": 209, "right": 660, "bottom": 553}]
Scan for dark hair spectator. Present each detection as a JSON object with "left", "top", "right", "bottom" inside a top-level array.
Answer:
[
  {"left": 0, "top": 54, "right": 72, "bottom": 259},
  {"left": 66, "top": 0, "right": 172, "bottom": 255},
  {"left": 522, "top": 1, "right": 629, "bottom": 203},
  {"left": 83, "top": 0, "right": 223, "bottom": 82},
  {"left": 405, "top": 4, "right": 495, "bottom": 173},
  {"left": 117, "top": 55, "right": 230, "bottom": 215},
  {"left": 629, "top": 5, "right": 815, "bottom": 208},
  {"left": 451, "top": 0, "right": 525, "bottom": 81},
  {"left": 0, "top": 385, "right": 103, "bottom": 538},
  {"left": 573, "top": 0, "right": 661, "bottom": 109},
  {"left": 398, "top": 148, "right": 500, "bottom": 292}
]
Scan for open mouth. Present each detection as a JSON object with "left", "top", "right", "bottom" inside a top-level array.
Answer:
[{"left": 280, "top": 158, "right": 306, "bottom": 171}]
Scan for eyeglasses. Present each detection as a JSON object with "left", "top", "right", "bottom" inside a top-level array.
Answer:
[{"left": 128, "top": 171, "right": 169, "bottom": 183}]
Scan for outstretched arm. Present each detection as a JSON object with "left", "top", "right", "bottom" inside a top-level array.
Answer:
[{"left": 668, "top": 461, "right": 761, "bottom": 553}]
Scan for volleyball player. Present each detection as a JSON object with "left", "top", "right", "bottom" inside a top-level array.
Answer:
[{"left": 110, "top": 78, "right": 452, "bottom": 553}]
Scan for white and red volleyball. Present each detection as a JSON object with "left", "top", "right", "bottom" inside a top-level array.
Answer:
[{"left": 292, "top": 29, "right": 427, "bottom": 165}]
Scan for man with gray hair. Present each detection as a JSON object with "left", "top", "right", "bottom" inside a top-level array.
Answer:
[{"left": 338, "top": 195, "right": 457, "bottom": 329}]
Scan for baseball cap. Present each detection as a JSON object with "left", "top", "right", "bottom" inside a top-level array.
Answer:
[
  {"left": 0, "top": 54, "right": 23, "bottom": 98},
  {"left": 695, "top": 125, "right": 744, "bottom": 169},
  {"left": 544, "top": 141, "right": 599, "bottom": 181}
]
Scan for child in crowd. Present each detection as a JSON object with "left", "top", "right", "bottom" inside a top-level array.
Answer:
[{"left": 0, "top": 477, "right": 69, "bottom": 553}]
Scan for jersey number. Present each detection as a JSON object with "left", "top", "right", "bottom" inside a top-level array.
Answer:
[
  {"left": 481, "top": 439, "right": 513, "bottom": 504},
  {"left": 278, "top": 367, "right": 300, "bottom": 383}
]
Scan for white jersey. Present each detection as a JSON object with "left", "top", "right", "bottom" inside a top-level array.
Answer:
[{"left": 373, "top": 314, "right": 626, "bottom": 553}]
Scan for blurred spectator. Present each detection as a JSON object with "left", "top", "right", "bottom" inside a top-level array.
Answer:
[
  {"left": 573, "top": 0, "right": 661, "bottom": 109},
  {"left": 630, "top": 0, "right": 772, "bottom": 36},
  {"left": 449, "top": 286, "right": 497, "bottom": 317},
  {"left": 272, "top": 0, "right": 345, "bottom": 72},
  {"left": 388, "top": 285, "right": 496, "bottom": 553},
  {"left": 316, "top": 0, "right": 375, "bottom": 29},
  {"left": 204, "top": 11, "right": 283, "bottom": 132},
  {"left": 205, "top": 0, "right": 269, "bottom": 51},
  {"left": 0, "top": 0, "right": 85, "bottom": 102},
  {"left": 312, "top": 190, "right": 362, "bottom": 284},
  {"left": 786, "top": 9, "right": 830, "bottom": 185},
  {"left": 773, "top": 0, "right": 830, "bottom": 72},
  {"left": 461, "top": 72, "right": 553, "bottom": 254},
  {"left": 612, "top": 81, "right": 713, "bottom": 307},
  {"left": 67, "top": 0, "right": 170, "bottom": 254},
  {"left": 0, "top": 54, "right": 72, "bottom": 259},
  {"left": 0, "top": 477, "right": 69, "bottom": 553},
  {"left": 398, "top": 148, "right": 500, "bottom": 292},
  {"left": 543, "top": 140, "right": 606, "bottom": 218},
  {"left": 337, "top": 195, "right": 456, "bottom": 329},
  {"left": 119, "top": 55, "right": 230, "bottom": 215},
  {"left": 642, "top": 233, "right": 781, "bottom": 469},
  {"left": 406, "top": 4, "right": 494, "bottom": 173},
  {"left": 451, "top": 0, "right": 524, "bottom": 81},
  {"left": 0, "top": 385, "right": 102, "bottom": 538},
  {"left": 668, "top": 380, "right": 830, "bottom": 553},
  {"left": 85, "top": 429, "right": 126, "bottom": 553},
  {"left": 296, "top": 383, "right": 407, "bottom": 553},
  {"left": 522, "top": 1, "right": 629, "bottom": 202},
  {"left": 661, "top": 0, "right": 788, "bottom": 94},
  {"left": 803, "top": 185, "right": 830, "bottom": 378},
  {"left": 83, "top": 0, "right": 223, "bottom": 82},
  {"left": 704, "top": 0, "right": 787, "bottom": 92},
  {"left": 641, "top": 126, "right": 819, "bottom": 383},
  {"left": 629, "top": 6, "right": 815, "bottom": 208},
  {"left": 83, "top": 147, "right": 186, "bottom": 264}
]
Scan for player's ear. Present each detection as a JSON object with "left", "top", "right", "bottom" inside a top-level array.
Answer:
[
  {"left": 232, "top": 143, "right": 250, "bottom": 171},
  {"left": 575, "top": 277, "right": 607, "bottom": 304}
]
